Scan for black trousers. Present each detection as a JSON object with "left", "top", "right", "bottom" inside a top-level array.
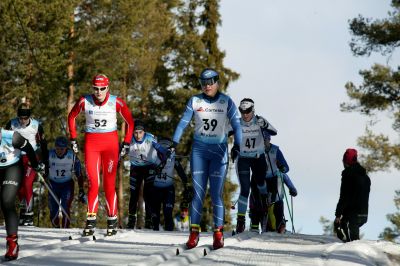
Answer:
[
  {"left": 340, "top": 214, "right": 367, "bottom": 242},
  {"left": 0, "top": 161, "right": 23, "bottom": 236},
  {"left": 129, "top": 165, "right": 154, "bottom": 222},
  {"left": 151, "top": 185, "right": 175, "bottom": 231}
]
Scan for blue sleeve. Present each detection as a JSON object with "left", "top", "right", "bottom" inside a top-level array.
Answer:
[
  {"left": 227, "top": 98, "right": 242, "bottom": 145},
  {"left": 152, "top": 141, "right": 167, "bottom": 157},
  {"left": 276, "top": 149, "right": 289, "bottom": 173},
  {"left": 173, "top": 97, "right": 194, "bottom": 144},
  {"left": 282, "top": 173, "right": 296, "bottom": 192}
]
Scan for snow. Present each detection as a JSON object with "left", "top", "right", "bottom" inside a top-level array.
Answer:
[{"left": 1, "top": 227, "right": 399, "bottom": 265}]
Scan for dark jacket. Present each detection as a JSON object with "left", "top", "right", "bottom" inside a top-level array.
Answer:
[{"left": 335, "top": 162, "right": 371, "bottom": 218}]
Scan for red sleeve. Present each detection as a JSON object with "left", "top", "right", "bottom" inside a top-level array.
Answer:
[
  {"left": 68, "top": 96, "right": 85, "bottom": 139},
  {"left": 116, "top": 97, "right": 134, "bottom": 143}
]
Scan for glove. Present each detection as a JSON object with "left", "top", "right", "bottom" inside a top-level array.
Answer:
[
  {"left": 256, "top": 115, "right": 268, "bottom": 128},
  {"left": 230, "top": 144, "right": 240, "bottom": 163},
  {"left": 119, "top": 142, "right": 130, "bottom": 158},
  {"left": 78, "top": 188, "right": 87, "bottom": 204},
  {"left": 34, "top": 163, "right": 46, "bottom": 176},
  {"left": 166, "top": 147, "right": 175, "bottom": 160},
  {"left": 289, "top": 188, "right": 297, "bottom": 197},
  {"left": 71, "top": 139, "right": 79, "bottom": 154}
]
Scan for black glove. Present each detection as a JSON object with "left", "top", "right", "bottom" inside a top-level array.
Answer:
[
  {"left": 78, "top": 188, "right": 87, "bottom": 204},
  {"left": 289, "top": 188, "right": 297, "bottom": 197},
  {"left": 34, "top": 162, "right": 46, "bottom": 176},
  {"left": 166, "top": 147, "right": 175, "bottom": 160},
  {"left": 119, "top": 142, "right": 130, "bottom": 158},
  {"left": 230, "top": 144, "right": 240, "bottom": 163},
  {"left": 71, "top": 139, "right": 79, "bottom": 154}
]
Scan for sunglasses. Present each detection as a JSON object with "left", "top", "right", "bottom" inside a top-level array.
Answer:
[
  {"left": 18, "top": 116, "right": 30, "bottom": 121},
  {"left": 199, "top": 78, "right": 218, "bottom": 87},
  {"left": 93, "top": 86, "right": 107, "bottom": 92},
  {"left": 239, "top": 108, "right": 253, "bottom": 114}
]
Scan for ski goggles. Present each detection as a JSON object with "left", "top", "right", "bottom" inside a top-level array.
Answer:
[{"left": 199, "top": 77, "right": 218, "bottom": 87}]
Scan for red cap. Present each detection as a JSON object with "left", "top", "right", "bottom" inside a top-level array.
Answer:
[
  {"left": 92, "top": 74, "right": 109, "bottom": 87},
  {"left": 343, "top": 148, "right": 358, "bottom": 165}
]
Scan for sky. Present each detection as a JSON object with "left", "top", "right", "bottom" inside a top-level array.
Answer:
[
  {"left": 5, "top": 227, "right": 400, "bottom": 265},
  {"left": 219, "top": 0, "right": 400, "bottom": 240}
]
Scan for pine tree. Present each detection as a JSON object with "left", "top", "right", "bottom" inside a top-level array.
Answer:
[{"left": 343, "top": 0, "right": 400, "bottom": 241}]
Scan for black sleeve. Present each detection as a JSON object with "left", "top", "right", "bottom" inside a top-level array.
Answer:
[
  {"left": 228, "top": 130, "right": 234, "bottom": 137},
  {"left": 335, "top": 170, "right": 350, "bottom": 217},
  {"left": 5, "top": 120, "right": 12, "bottom": 130},
  {"left": 37, "top": 124, "right": 48, "bottom": 164},
  {"left": 174, "top": 159, "right": 188, "bottom": 185},
  {"left": 12, "top": 131, "right": 39, "bottom": 169}
]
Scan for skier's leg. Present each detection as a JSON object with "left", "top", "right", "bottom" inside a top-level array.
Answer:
[
  {"left": 163, "top": 185, "right": 175, "bottom": 231},
  {"left": 151, "top": 186, "right": 163, "bottom": 231},
  {"left": 236, "top": 157, "right": 251, "bottom": 233}
]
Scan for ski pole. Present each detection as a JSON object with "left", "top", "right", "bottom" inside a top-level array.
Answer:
[
  {"left": 291, "top": 196, "right": 295, "bottom": 233},
  {"left": 37, "top": 173, "right": 71, "bottom": 222},
  {"left": 37, "top": 182, "right": 42, "bottom": 227}
]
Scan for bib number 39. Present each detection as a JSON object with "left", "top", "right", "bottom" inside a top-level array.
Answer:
[{"left": 202, "top": 119, "right": 217, "bottom": 131}]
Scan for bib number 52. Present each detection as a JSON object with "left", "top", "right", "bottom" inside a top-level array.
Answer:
[{"left": 94, "top": 119, "right": 107, "bottom": 127}]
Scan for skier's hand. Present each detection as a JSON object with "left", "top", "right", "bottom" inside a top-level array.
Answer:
[
  {"left": 119, "top": 142, "right": 130, "bottom": 158},
  {"left": 34, "top": 162, "right": 46, "bottom": 176},
  {"left": 289, "top": 188, "right": 297, "bottom": 197},
  {"left": 230, "top": 144, "right": 240, "bottom": 163},
  {"left": 71, "top": 139, "right": 79, "bottom": 154},
  {"left": 256, "top": 115, "right": 268, "bottom": 128},
  {"left": 334, "top": 217, "right": 341, "bottom": 225},
  {"left": 166, "top": 147, "right": 175, "bottom": 160},
  {"left": 78, "top": 188, "right": 87, "bottom": 204}
]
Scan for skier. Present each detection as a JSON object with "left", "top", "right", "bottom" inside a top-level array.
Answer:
[
  {"left": 68, "top": 74, "right": 134, "bottom": 236},
  {"left": 174, "top": 205, "right": 190, "bottom": 232},
  {"left": 151, "top": 137, "right": 189, "bottom": 231},
  {"left": 232, "top": 98, "right": 277, "bottom": 234},
  {"left": 47, "top": 136, "right": 86, "bottom": 228},
  {"left": 0, "top": 128, "right": 45, "bottom": 261},
  {"left": 172, "top": 68, "right": 242, "bottom": 250},
  {"left": 249, "top": 133, "right": 296, "bottom": 233},
  {"left": 126, "top": 120, "right": 168, "bottom": 229},
  {"left": 5, "top": 103, "right": 48, "bottom": 226},
  {"left": 334, "top": 148, "right": 370, "bottom": 242}
]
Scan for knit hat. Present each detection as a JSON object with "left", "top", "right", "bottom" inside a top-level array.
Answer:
[{"left": 343, "top": 148, "right": 358, "bottom": 165}]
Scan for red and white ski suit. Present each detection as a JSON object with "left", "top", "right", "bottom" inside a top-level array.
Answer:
[{"left": 68, "top": 93, "right": 134, "bottom": 217}]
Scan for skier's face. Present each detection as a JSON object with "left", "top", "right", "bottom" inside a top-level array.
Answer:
[
  {"left": 55, "top": 146, "right": 67, "bottom": 157},
  {"left": 134, "top": 130, "right": 145, "bottom": 141},
  {"left": 18, "top": 116, "right": 30, "bottom": 127},
  {"left": 92, "top": 86, "right": 109, "bottom": 102},
  {"left": 241, "top": 111, "right": 254, "bottom": 122},
  {"left": 201, "top": 82, "right": 219, "bottom": 97}
]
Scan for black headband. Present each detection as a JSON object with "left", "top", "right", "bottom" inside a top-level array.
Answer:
[{"left": 17, "top": 108, "right": 31, "bottom": 117}]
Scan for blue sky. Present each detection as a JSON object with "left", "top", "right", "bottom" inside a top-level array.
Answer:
[{"left": 219, "top": 0, "right": 399, "bottom": 239}]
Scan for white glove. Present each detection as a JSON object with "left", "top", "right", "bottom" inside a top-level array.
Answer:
[
  {"left": 120, "top": 142, "right": 130, "bottom": 158},
  {"left": 257, "top": 115, "right": 277, "bottom": 135},
  {"left": 71, "top": 140, "right": 79, "bottom": 154},
  {"left": 34, "top": 162, "right": 46, "bottom": 176}
]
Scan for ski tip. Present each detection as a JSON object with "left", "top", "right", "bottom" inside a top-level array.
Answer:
[
  {"left": 203, "top": 248, "right": 207, "bottom": 256},
  {"left": 176, "top": 248, "right": 180, "bottom": 256}
]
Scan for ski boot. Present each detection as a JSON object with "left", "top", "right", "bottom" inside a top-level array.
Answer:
[
  {"left": 83, "top": 214, "right": 96, "bottom": 236},
  {"left": 213, "top": 226, "right": 224, "bottom": 250},
  {"left": 22, "top": 212, "right": 34, "bottom": 226},
  {"left": 236, "top": 214, "right": 246, "bottom": 234},
  {"left": 186, "top": 225, "right": 200, "bottom": 249},
  {"left": 18, "top": 208, "right": 26, "bottom": 226},
  {"left": 4, "top": 235, "right": 19, "bottom": 261},
  {"left": 107, "top": 216, "right": 118, "bottom": 236},
  {"left": 250, "top": 223, "right": 260, "bottom": 233},
  {"left": 144, "top": 217, "right": 152, "bottom": 229},
  {"left": 277, "top": 220, "right": 287, "bottom": 234},
  {"left": 126, "top": 214, "right": 136, "bottom": 229}
]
